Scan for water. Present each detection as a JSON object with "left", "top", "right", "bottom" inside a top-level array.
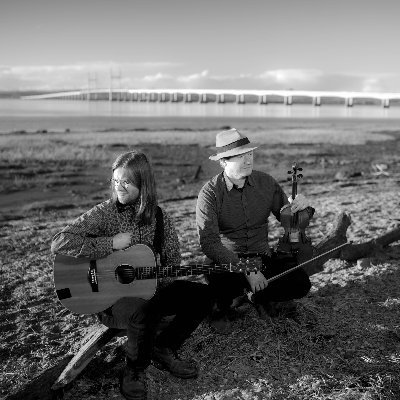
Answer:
[{"left": 1, "top": 98, "right": 400, "bottom": 145}]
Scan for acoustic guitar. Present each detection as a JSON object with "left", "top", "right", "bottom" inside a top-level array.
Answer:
[{"left": 53, "top": 244, "right": 261, "bottom": 315}]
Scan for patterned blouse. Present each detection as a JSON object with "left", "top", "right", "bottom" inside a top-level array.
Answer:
[{"left": 51, "top": 199, "right": 181, "bottom": 269}]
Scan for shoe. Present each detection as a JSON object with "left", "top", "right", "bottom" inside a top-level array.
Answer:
[
  {"left": 209, "top": 314, "right": 231, "bottom": 334},
  {"left": 208, "top": 308, "right": 231, "bottom": 334},
  {"left": 152, "top": 346, "right": 198, "bottom": 379},
  {"left": 277, "top": 300, "right": 298, "bottom": 319},
  {"left": 120, "top": 365, "right": 147, "bottom": 400},
  {"left": 255, "top": 302, "right": 273, "bottom": 320},
  {"left": 255, "top": 301, "right": 298, "bottom": 320}
]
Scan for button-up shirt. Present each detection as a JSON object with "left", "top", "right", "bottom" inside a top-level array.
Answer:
[
  {"left": 51, "top": 199, "right": 181, "bottom": 268},
  {"left": 196, "top": 170, "right": 288, "bottom": 264}
]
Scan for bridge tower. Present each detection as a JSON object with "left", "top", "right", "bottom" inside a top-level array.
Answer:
[
  {"left": 109, "top": 69, "right": 122, "bottom": 101},
  {"left": 87, "top": 73, "right": 97, "bottom": 101}
]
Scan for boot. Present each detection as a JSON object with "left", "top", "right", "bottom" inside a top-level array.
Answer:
[
  {"left": 209, "top": 308, "right": 231, "bottom": 334},
  {"left": 152, "top": 346, "right": 198, "bottom": 379},
  {"left": 120, "top": 360, "right": 147, "bottom": 400},
  {"left": 256, "top": 300, "right": 298, "bottom": 320}
]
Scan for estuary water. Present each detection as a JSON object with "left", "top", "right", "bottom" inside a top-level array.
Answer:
[{"left": 1, "top": 98, "right": 400, "bottom": 145}]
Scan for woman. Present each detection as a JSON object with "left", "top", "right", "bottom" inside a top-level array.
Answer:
[{"left": 52, "top": 150, "right": 213, "bottom": 400}]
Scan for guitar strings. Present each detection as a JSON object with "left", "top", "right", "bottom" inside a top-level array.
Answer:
[{"left": 94, "top": 264, "right": 256, "bottom": 278}]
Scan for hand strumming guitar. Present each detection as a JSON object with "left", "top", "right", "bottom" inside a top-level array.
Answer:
[{"left": 112, "top": 232, "right": 132, "bottom": 250}]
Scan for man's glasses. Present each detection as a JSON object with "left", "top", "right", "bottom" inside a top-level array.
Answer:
[{"left": 110, "top": 178, "right": 133, "bottom": 188}]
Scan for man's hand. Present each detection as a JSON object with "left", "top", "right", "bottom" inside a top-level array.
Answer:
[
  {"left": 245, "top": 271, "right": 269, "bottom": 293},
  {"left": 288, "top": 193, "right": 311, "bottom": 213},
  {"left": 112, "top": 232, "right": 132, "bottom": 250}
]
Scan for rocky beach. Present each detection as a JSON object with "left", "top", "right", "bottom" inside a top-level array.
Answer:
[{"left": 1, "top": 122, "right": 400, "bottom": 400}]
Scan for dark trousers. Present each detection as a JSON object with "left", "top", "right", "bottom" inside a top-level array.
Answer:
[
  {"left": 207, "top": 252, "right": 311, "bottom": 311},
  {"left": 100, "top": 280, "right": 213, "bottom": 368}
]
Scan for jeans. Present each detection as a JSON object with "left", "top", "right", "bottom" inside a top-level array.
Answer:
[{"left": 99, "top": 280, "right": 213, "bottom": 368}]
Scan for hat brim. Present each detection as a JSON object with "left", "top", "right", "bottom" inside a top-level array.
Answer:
[{"left": 209, "top": 144, "right": 258, "bottom": 161}]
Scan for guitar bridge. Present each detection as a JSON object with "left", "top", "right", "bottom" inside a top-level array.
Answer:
[{"left": 88, "top": 260, "right": 99, "bottom": 292}]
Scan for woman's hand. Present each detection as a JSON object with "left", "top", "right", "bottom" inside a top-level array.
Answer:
[{"left": 112, "top": 232, "right": 132, "bottom": 250}]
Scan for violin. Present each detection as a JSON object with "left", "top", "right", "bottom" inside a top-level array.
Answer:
[{"left": 276, "top": 162, "right": 313, "bottom": 264}]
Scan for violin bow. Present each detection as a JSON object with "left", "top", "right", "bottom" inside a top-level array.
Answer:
[{"left": 265, "top": 241, "right": 351, "bottom": 283}]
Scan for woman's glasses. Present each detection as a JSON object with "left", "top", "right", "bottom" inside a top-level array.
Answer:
[{"left": 110, "top": 178, "right": 133, "bottom": 188}]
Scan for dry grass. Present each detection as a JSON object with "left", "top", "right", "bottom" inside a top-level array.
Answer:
[{"left": 1, "top": 129, "right": 400, "bottom": 400}]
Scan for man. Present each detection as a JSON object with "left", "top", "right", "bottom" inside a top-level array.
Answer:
[
  {"left": 52, "top": 150, "right": 213, "bottom": 400},
  {"left": 196, "top": 128, "right": 313, "bottom": 328}
]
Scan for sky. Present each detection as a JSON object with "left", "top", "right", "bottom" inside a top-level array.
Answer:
[{"left": 1, "top": 0, "right": 400, "bottom": 93}]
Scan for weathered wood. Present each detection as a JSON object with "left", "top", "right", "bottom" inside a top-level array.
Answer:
[
  {"left": 340, "top": 226, "right": 400, "bottom": 262},
  {"left": 51, "top": 325, "right": 124, "bottom": 391},
  {"left": 303, "top": 211, "right": 352, "bottom": 276},
  {"left": 304, "top": 212, "right": 400, "bottom": 275},
  {"left": 4, "top": 355, "right": 73, "bottom": 400}
]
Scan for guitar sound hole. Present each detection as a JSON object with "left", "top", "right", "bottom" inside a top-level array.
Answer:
[{"left": 115, "top": 264, "right": 136, "bottom": 284}]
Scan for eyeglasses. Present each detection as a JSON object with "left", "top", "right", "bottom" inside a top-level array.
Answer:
[{"left": 110, "top": 178, "right": 133, "bottom": 188}]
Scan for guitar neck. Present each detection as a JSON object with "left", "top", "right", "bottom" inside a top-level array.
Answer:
[{"left": 136, "top": 262, "right": 252, "bottom": 280}]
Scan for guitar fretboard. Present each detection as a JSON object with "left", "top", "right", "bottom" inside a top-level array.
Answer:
[{"left": 136, "top": 262, "right": 260, "bottom": 280}]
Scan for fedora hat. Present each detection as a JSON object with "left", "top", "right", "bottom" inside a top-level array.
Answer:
[{"left": 209, "top": 128, "right": 258, "bottom": 161}]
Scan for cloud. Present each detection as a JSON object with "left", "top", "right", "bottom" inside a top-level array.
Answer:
[
  {"left": 143, "top": 73, "right": 173, "bottom": 82},
  {"left": 0, "top": 62, "right": 180, "bottom": 91},
  {"left": 1, "top": 63, "right": 400, "bottom": 93},
  {"left": 178, "top": 70, "right": 209, "bottom": 82}
]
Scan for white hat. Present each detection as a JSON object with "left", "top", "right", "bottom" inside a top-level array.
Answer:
[{"left": 209, "top": 128, "right": 258, "bottom": 161}]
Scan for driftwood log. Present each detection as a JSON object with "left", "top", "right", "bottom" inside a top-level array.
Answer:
[
  {"left": 303, "top": 211, "right": 400, "bottom": 276},
  {"left": 51, "top": 325, "right": 125, "bottom": 391},
  {"left": 4, "top": 355, "right": 73, "bottom": 400}
]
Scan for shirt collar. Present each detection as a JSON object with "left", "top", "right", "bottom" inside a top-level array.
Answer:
[{"left": 223, "top": 171, "right": 254, "bottom": 191}]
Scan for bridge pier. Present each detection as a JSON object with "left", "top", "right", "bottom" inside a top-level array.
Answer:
[
  {"left": 171, "top": 92, "right": 178, "bottom": 102},
  {"left": 259, "top": 95, "right": 268, "bottom": 105},
  {"left": 185, "top": 93, "right": 192, "bottom": 102},
  {"left": 200, "top": 93, "right": 208, "bottom": 103},
  {"left": 218, "top": 94, "right": 225, "bottom": 103},
  {"left": 237, "top": 94, "right": 245, "bottom": 104},
  {"left": 284, "top": 96, "right": 293, "bottom": 106},
  {"left": 160, "top": 93, "right": 167, "bottom": 102},
  {"left": 139, "top": 92, "right": 147, "bottom": 102},
  {"left": 313, "top": 97, "right": 321, "bottom": 106},
  {"left": 382, "top": 98, "right": 390, "bottom": 108},
  {"left": 345, "top": 98, "right": 353, "bottom": 107}
]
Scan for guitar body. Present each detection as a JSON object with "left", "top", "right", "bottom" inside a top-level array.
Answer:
[{"left": 53, "top": 244, "right": 157, "bottom": 315}]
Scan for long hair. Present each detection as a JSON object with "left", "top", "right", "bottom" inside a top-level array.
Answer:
[{"left": 111, "top": 151, "right": 158, "bottom": 225}]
